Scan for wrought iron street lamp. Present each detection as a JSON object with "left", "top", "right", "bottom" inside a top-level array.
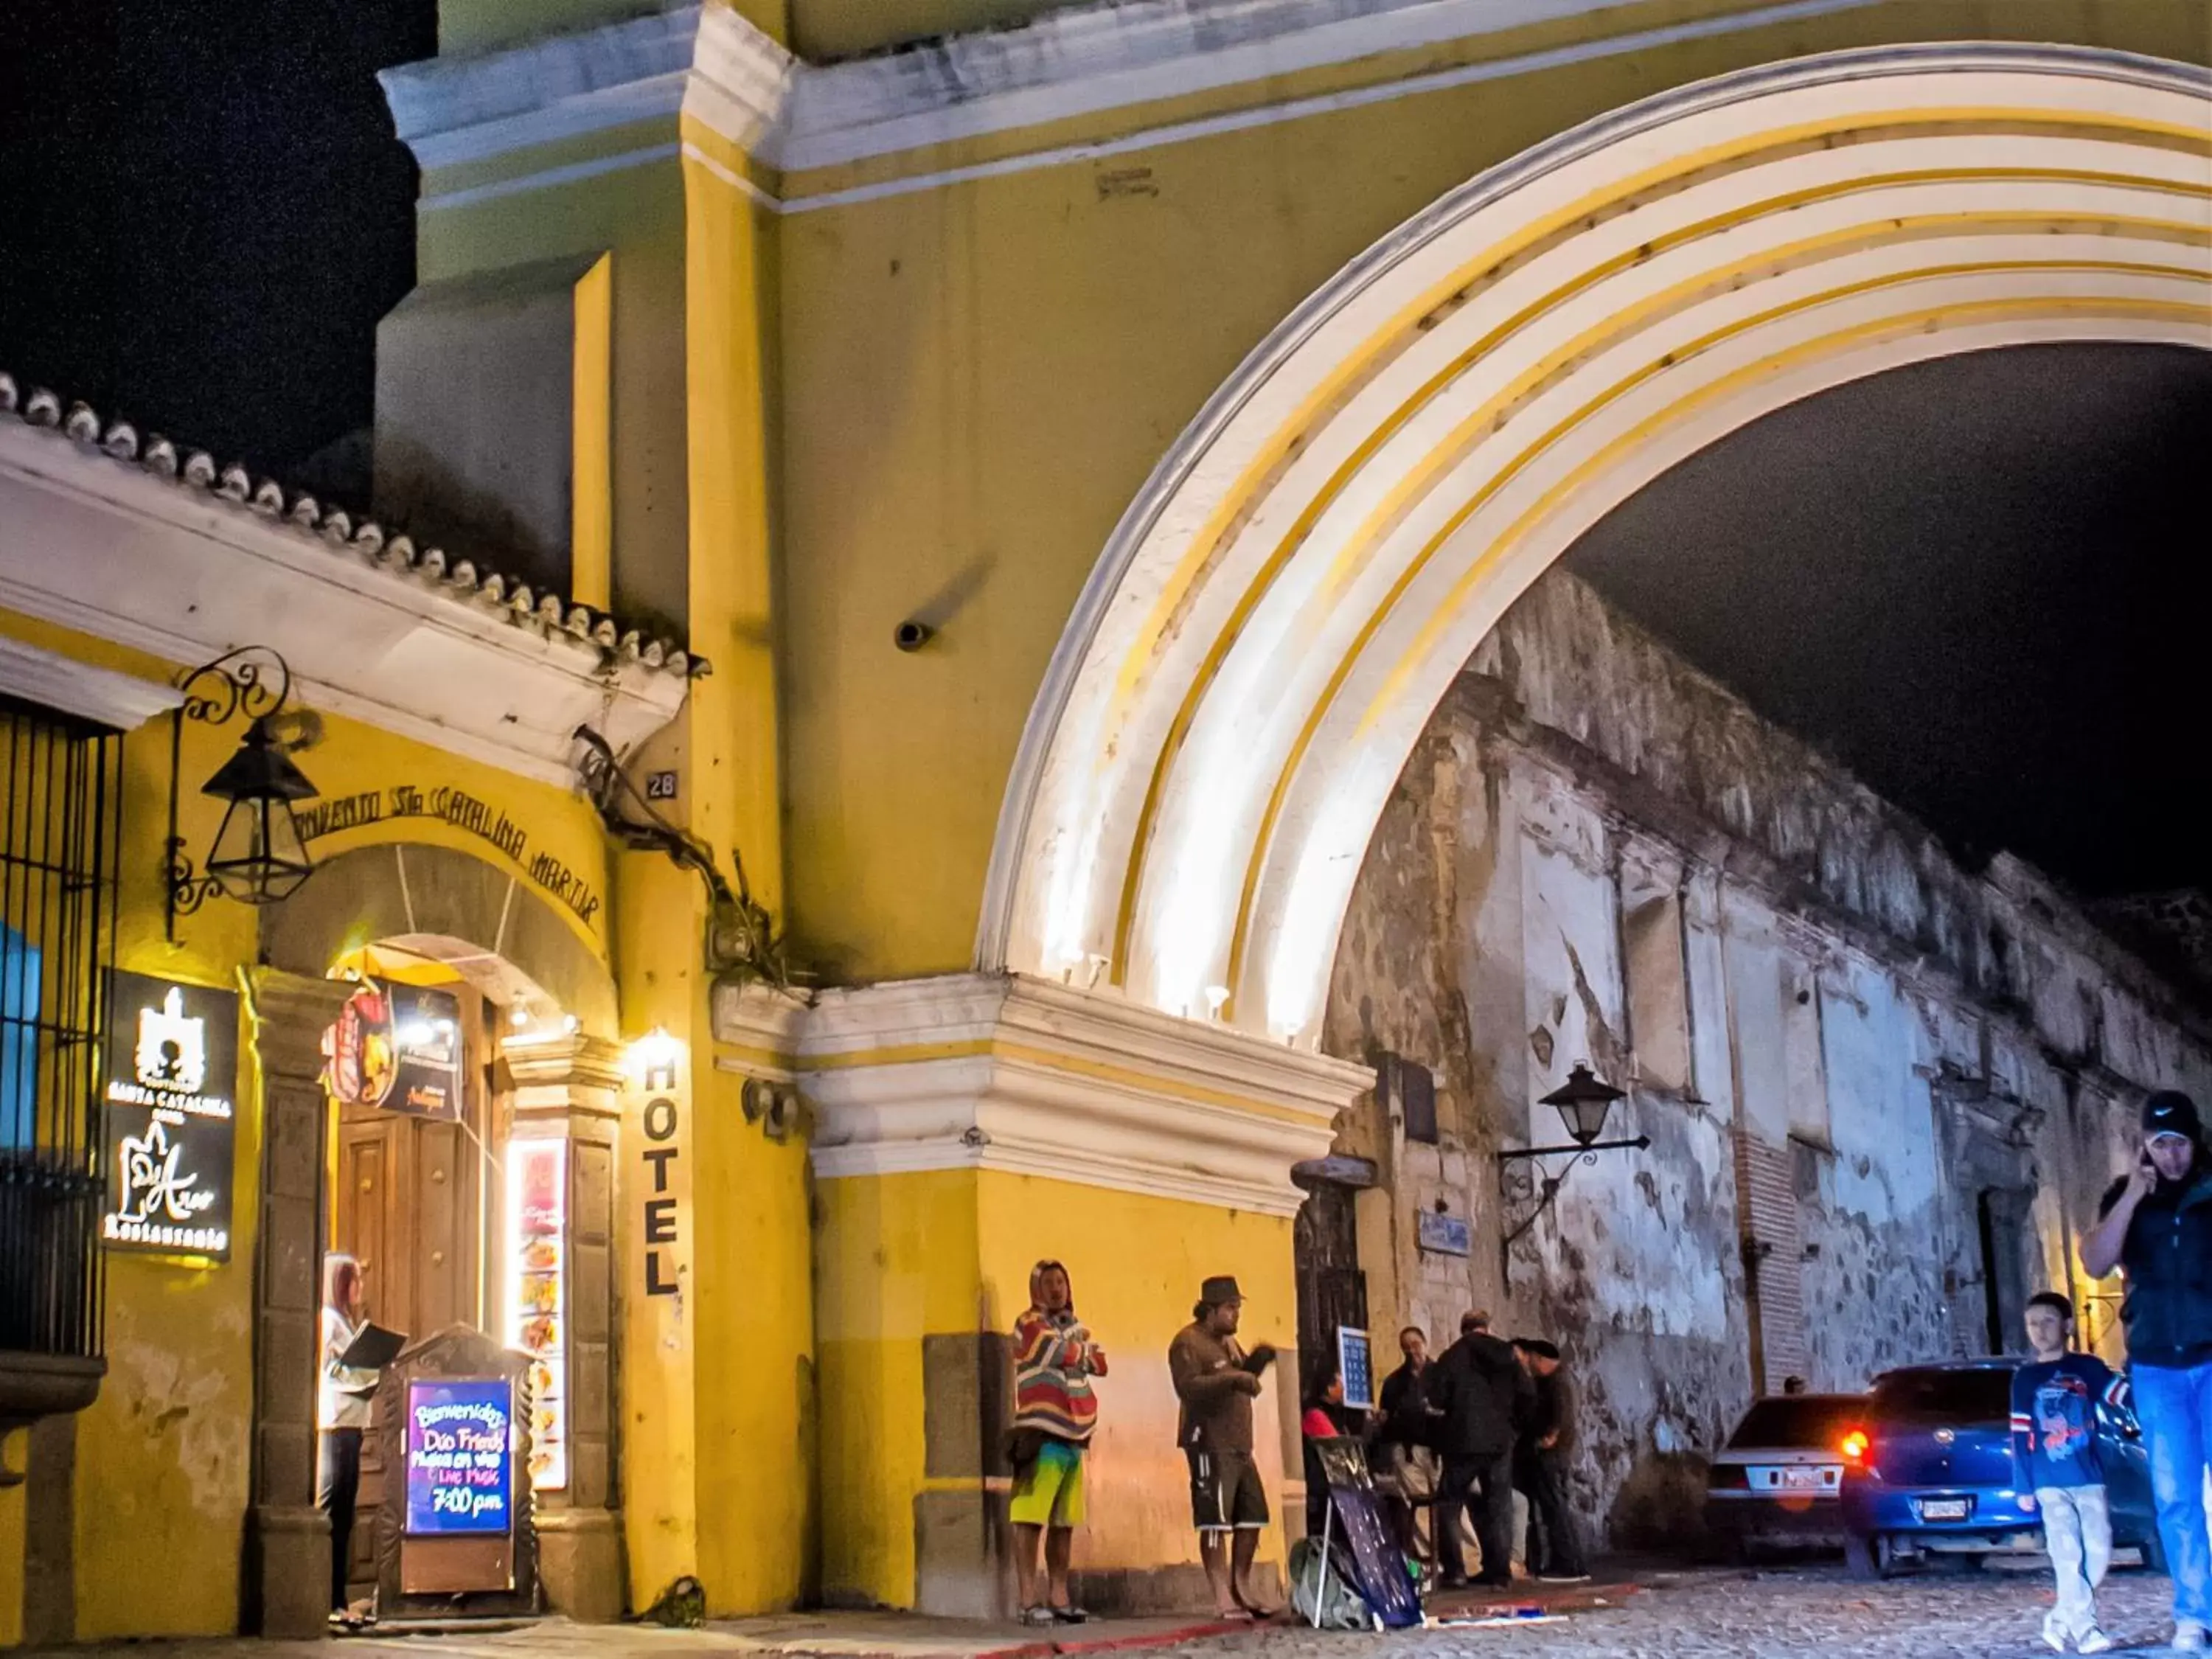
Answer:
[
  {"left": 1498, "top": 1062, "right": 1649, "bottom": 1280},
  {"left": 165, "top": 647, "right": 320, "bottom": 939},
  {"left": 198, "top": 715, "right": 317, "bottom": 903}
]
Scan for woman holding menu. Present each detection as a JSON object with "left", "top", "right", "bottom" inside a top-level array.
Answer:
[{"left": 319, "top": 1253, "right": 384, "bottom": 1623}]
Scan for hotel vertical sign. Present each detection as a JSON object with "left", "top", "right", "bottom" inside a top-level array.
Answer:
[{"left": 101, "top": 970, "right": 239, "bottom": 1259}]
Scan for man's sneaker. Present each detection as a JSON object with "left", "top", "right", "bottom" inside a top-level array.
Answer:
[
  {"left": 2077, "top": 1630, "right": 2113, "bottom": 1655},
  {"left": 2172, "top": 1621, "right": 2210, "bottom": 1652}
]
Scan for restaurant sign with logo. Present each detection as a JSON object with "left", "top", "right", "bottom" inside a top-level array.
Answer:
[
  {"left": 102, "top": 970, "right": 239, "bottom": 1260},
  {"left": 324, "top": 980, "right": 464, "bottom": 1120}
]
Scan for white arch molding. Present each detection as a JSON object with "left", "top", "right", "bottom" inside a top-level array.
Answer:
[{"left": 979, "top": 42, "right": 2212, "bottom": 1044}]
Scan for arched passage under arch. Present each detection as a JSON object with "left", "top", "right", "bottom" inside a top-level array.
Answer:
[
  {"left": 261, "top": 840, "right": 618, "bottom": 1037},
  {"left": 978, "top": 42, "right": 2212, "bottom": 1045}
]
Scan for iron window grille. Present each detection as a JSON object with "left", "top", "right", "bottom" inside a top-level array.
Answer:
[{"left": 1, "top": 693, "right": 122, "bottom": 1361}]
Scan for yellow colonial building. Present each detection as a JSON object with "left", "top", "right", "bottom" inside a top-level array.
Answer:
[{"left": 2, "top": 0, "right": 2208, "bottom": 1641}]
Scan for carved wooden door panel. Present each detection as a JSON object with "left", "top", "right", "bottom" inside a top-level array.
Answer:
[{"left": 336, "top": 1115, "right": 400, "bottom": 1599}]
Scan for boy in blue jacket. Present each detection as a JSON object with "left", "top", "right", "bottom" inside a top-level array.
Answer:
[{"left": 2013, "top": 1291, "right": 2129, "bottom": 1654}]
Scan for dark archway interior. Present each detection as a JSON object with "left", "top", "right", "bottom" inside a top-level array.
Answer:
[{"left": 1565, "top": 342, "right": 2212, "bottom": 905}]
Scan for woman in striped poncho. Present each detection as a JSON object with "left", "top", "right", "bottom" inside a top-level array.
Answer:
[{"left": 1009, "top": 1259, "right": 1108, "bottom": 1624}]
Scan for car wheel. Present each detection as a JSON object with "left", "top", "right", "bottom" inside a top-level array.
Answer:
[
  {"left": 1844, "top": 1534, "right": 1878, "bottom": 1580},
  {"left": 1947, "top": 1553, "right": 1986, "bottom": 1575},
  {"left": 2138, "top": 1529, "right": 2170, "bottom": 1576}
]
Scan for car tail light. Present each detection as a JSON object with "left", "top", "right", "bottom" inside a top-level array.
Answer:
[
  {"left": 1839, "top": 1429, "right": 1871, "bottom": 1465},
  {"left": 1708, "top": 1464, "right": 1749, "bottom": 1489}
]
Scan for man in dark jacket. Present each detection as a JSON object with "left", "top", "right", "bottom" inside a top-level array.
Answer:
[
  {"left": 2081, "top": 1091, "right": 2212, "bottom": 1651},
  {"left": 1427, "top": 1318, "right": 1532, "bottom": 1587},
  {"left": 1512, "top": 1339, "right": 1588, "bottom": 1582}
]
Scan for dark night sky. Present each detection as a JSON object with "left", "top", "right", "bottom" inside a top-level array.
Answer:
[
  {"left": 4, "top": 6, "right": 2206, "bottom": 900},
  {"left": 1568, "top": 343, "right": 2212, "bottom": 898},
  {"left": 0, "top": 0, "right": 434, "bottom": 471}
]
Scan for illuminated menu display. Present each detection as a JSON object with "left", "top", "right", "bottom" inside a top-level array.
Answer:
[
  {"left": 404, "top": 1377, "right": 515, "bottom": 1535},
  {"left": 505, "top": 1136, "right": 568, "bottom": 1492}
]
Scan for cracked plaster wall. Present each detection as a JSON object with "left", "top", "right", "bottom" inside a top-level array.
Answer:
[{"left": 1321, "top": 568, "right": 2212, "bottom": 1551}]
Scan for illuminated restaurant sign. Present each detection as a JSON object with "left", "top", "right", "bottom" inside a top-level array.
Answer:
[
  {"left": 101, "top": 971, "right": 237, "bottom": 1259},
  {"left": 324, "top": 980, "right": 462, "bottom": 1119},
  {"left": 506, "top": 1137, "right": 568, "bottom": 1492},
  {"left": 404, "top": 1377, "right": 515, "bottom": 1535}
]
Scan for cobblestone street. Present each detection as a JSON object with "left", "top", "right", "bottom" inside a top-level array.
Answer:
[{"left": 1174, "top": 1564, "right": 2185, "bottom": 1659}]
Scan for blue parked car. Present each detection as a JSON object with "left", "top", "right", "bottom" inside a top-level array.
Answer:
[{"left": 1839, "top": 1360, "right": 2166, "bottom": 1579}]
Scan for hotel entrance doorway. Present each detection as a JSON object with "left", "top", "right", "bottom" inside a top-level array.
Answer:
[{"left": 323, "top": 950, "right": 507, "bottom": 1611}]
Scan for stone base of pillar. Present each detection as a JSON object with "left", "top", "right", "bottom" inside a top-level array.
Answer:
[
  {"left": 247, "top": 1503, "right": 330, "bottom": 1638},
  {"left": 536, "top": 1507, "right": 626, "bottom": 1621}
]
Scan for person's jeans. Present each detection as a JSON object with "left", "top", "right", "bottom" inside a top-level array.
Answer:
[
  {"left": 317, "top": 1426, "right": 364, "bottom": 1611},
  {"left": 1521, "top": 1447, "right": 1586, "bottom": 1576},
  {"left": 2134, "top": 1357, "right": 2212, "bottom": 1629},
  {"left": 1436, "top": 1452, "right": 1514, "bottom": 1584},
  {"left": 2037, "top": 1484, "right": 2111, "bottom": 1641}
]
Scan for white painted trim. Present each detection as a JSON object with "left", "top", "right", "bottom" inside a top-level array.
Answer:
[
  {"left": 0, "top": 424, "right": 687, "bottom": 785},
  {"left": 0, "top": 634, "right": 183, "bottom": 731},
  {"left": 380, "top": 4, "right": 708, "bottom": 170},
  {"left": 708, "top": 973, "right": 1369, "bottom": 1214},
  {"left": 383, "top": 0, "right": 1885, "bottom": 206},
  {"left": 677, "top": 142, "right": 782, "bottom": 213},
  {"left": 774, "top": 0, "right": 1885, "bottom": 173}
]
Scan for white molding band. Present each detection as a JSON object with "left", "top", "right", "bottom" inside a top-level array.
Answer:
[
  {"left": 0, "top": 422, "right": 686, "bottom": 785},
  {"left": 709, "top": 973, "right": 1370, "bottom": 1216},
  {"left": 0, "top": 633, "right": 183, "bottom": 731},
  {"left": 975, "top": 44, "right": 2212, "bottom": 1046},
  {"left": 392, "top": 0, "right": 1891, "bottom": 209}
]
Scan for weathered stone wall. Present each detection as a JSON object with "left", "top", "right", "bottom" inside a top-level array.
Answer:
[{"left": 1320, "top": 568, "right": 2212, "bottom": 1551}]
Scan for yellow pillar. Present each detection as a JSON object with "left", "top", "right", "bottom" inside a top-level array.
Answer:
[
  {"left": 1, "top": 1429, "right": 24, "bottom": 1648},
  {"left": 717, "top": 974, "right": 1368, "bottom": 1615}
]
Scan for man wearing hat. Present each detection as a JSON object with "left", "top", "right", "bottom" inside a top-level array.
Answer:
[
  {"left": 2082, "top": 1091, "right": 2212, "bottom": 1652},
  {"left": 1168, "top": 1276, "right": 1278, "bottom": 1617}
]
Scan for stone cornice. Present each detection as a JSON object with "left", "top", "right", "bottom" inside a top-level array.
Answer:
[
  {"left": 0, "top": 633, "right": 181, "bottom": 731},
  {"left": 0, "top": 414, "right": 688, "bottom": 782},
  {"left": 381, "top": 0, "right": 1907, "bottom": 187},
  {"left": 710, "top": 972, "right": 1370, "bottom": 1215}
]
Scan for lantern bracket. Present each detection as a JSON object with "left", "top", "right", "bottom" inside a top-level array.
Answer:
[
  {"left": 573, "top": 725, "right": 800, "bottom": 992},
  {"left": 164, "top": 647, "right": 300, "bottom": 942},
  {"left": 1496, "top": 1134, "right": 1650, "bottom": 1279}
]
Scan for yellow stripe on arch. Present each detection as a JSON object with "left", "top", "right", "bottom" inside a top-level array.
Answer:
[
  {"left": 1101, "top": 138, "right": 2211, "bottom": 985},
  {"left": 1217, "top": 288, "right": 2207, "bottom": 1023},
  {"left": 1095, "top": 103, "right": 2209, "bottom": 729}
]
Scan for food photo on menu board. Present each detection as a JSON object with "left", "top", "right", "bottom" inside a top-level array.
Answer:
[
  {"left": 507, "top": 1137, "right": 568, "bottom": 1491},
  {"left": 404, "top": 1377, "right": 515, "bottom": 1536}
]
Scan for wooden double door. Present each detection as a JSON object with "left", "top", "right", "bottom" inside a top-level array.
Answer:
[{"left": 331, "top": 998, "right": 500, "bottom": 1601}]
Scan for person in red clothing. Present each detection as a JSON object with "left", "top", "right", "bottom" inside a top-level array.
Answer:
[{"left": 1009, "top": 1260, "right": 1108, "bottom": 1624}]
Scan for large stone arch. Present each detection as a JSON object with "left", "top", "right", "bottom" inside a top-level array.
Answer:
[
  {"left": 260, "top": 840, "right": 617, "bottom": 1035},
  {"left": 980, "top": 42, "right": 2212, "bottom": 1044}
]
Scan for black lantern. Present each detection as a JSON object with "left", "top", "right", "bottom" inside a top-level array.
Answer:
[
  {"left": 200, "top": 715, "right": 317, "bottom": 903},
  {"left": 1499, "top": 1061, "right": 1646, "bottom": 1281},
  {"left": 1539, "top": 1062, "right": 1626, "bottom": 1148},
  {"left": 165, "top": 647, "right": 321, "bottom": 939}
]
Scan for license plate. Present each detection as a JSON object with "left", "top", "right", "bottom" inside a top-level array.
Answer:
[
  {"left": 1783, "top": 1467, "right": 1820, "bottom": 1490},
  {"left": 1921, "top": 1498, "right": 1969, "bottom": 1521}
]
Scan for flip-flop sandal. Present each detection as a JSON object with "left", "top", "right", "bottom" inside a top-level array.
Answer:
[
  {"left": 1050, "top": 1607, "right": 1088, "bottom": 1624},
  {"left": 1020, "top": 1606, "right": 1058, "bottom": 1627}
]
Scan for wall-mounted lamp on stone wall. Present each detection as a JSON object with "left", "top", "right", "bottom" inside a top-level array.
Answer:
[{"left": 1496, "top": 1063, "right": 1649, "bottom": 1284}]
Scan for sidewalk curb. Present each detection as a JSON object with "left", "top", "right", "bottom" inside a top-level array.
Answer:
[{"left": 743, "top": 1615, "right": 1267, "bottom": 1659}]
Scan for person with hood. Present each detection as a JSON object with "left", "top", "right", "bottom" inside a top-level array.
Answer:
[
  {"left": 1427, "top": 1316, "right": 1534, "bottom": 1588},
  {"left": 1009, "top": 1259, "right": 1108, "bottom": 1625},
  {"left": 2081, "top": 1091, "right": 2212, "bottom": 1652}
]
